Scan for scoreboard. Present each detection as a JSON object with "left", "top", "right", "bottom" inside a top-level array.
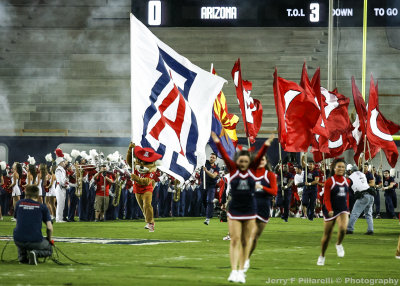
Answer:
[{"left": 131, "top": 0, "right": 400, "bottom": 27}]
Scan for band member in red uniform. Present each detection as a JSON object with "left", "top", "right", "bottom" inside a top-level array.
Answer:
[
  {"left": 211, "top": 132, "right": 274, "bottom": 283},
  {"left": 317, "top": 158, "right": 349, "bottom": 266},
  {"left": 93, "top": 164, "right": 114, "bottom": 222},
  {"left": 245, "top": 154, "right": 277, "bottom": 272}
]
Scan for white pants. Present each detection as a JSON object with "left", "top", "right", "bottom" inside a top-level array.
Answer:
[{"left": 55, "top": 186, "right": 66, "bottom": 222}]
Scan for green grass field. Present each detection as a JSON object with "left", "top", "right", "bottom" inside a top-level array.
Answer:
[{"left": 0, "top": 217, "right": 399, "bottom": 286}]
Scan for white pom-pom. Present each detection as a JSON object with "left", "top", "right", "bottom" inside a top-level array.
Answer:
[
  {"left": 71, "top": 149, "right": 81, "bottom": 158},
  {"left": 0, "top": 161, "right": 6, "bottom": 170},
  {"left": 27, "top": 155, "right": 36, "bottom": 165},
  {"left": 45, "top": 153, "right": 53, "bottom": 162},
  {"left": 64, "top": 153, "right": 72, "bottom": 163}
]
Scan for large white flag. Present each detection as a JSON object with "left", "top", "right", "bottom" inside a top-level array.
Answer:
[{"left": 130, "top": 14, "right": 226, "bottom": 182}]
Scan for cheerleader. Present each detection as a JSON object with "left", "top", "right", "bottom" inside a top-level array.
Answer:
[
  {"left": 211, "top": 132, "right": 274, "bottom": 283},
  {"left": 46, "top": 165, "right": 57, "bottom": 220},
  {"left": 9, "top": 162, "right": 23, "bottom": 221},
  {"left": 35, "top": 164, "right": 48, "bottom": 204},
  {"left": 245, "top": 155, "right": 277, "bottom": 272},
  {"left": 317, "top": 158, "right": 349, "bottom": 266}
]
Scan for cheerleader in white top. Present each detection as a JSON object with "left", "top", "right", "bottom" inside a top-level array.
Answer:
[{"left": 9, "top": 162, "right": 23, "bottom": 217}]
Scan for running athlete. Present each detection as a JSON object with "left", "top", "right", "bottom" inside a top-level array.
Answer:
[
  {"left": 317, "top": 158, "right": 349, "bottom": 266},
  {"left": 211, "top": 132, "right": 274, "bottom": 283},
  {"left": 245, "top": 155, "right": 277, "bottom": 272}
]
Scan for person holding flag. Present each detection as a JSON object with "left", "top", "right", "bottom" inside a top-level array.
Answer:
[{"left": 201, "top": 153, "right": 220, "bottom": 225}]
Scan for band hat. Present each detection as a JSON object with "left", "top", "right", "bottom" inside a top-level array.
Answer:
[
  {"left": 55, "top": 157, "right": 65, "bottom": 165},
  {"left": 134, "top": 146, "right": 162, "bottom": 163}
]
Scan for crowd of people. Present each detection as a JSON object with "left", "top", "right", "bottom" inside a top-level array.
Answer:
[
  {"left": 2, "top": 142, "right": 400, "bottom": 275},
  {"left": 0, "top": 147, "right": 399, "bottom": 225}
]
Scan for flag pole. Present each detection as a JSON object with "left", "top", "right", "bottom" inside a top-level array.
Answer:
[
  {"left": 279, "top": 142, "right": 284, "bottom": 189},
  {"left": 362, "top": 0, "right": 368, "bottom": 100},
  {"left": 366, "top": 140, "right": 373, "bottom": 164},
  {"left": 362, "top": 134, "right": 367, "bottom": 168},
  {"left": 203, "top": 166, "right": 206, "bottom": 190},
  {"left": 305, "top": 148, "right": 308, "bottom": 185},
  {"left": 322, "top": 153, "right": 327, "bottom": 180}
]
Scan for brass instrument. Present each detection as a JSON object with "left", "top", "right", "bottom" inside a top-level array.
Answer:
[
  {"left": 173, "top": 179, "right": 181, "bottom": 202},
  {"left": 75, "top": 164, "right": 83, "bottom": 197},
  {"left": 112, "top": 173, "right": 123, "bottom": 207}
]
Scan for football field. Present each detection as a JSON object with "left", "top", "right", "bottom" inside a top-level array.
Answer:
[{"left": 0, "top": 217, "right": 399, "bottom": 285}]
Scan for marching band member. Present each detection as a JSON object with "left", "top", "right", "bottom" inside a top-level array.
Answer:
[
  {"left": 301, "top": 155, "right": 320, "bottom": 221},
  {"left": 211, "top": 131, "right": 274, "bottom": 283},
  {"left": 93, "top": 164, "right": 114, "bottom": 222},
  {"left": 55, "top": 149, "right": 69, "bottom": 223}
]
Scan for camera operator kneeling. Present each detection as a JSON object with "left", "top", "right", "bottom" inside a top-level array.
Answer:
[{"left": 13, "top": 185, "right": 53, "bottom": 265}]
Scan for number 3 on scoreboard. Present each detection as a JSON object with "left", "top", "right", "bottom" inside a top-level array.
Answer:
[
  {"left": 309, "top": 3, "right": 320, "bottom": 23},
  {"left": 148, "top": 1, "right": 162, "bottom": 26}
]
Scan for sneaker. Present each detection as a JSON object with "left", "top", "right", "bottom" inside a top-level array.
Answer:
[
  {"left": 244, "top": 259, "right": 250, "bottom": 272},
  {"left": 375, "top": 214, "right": 381, "bottom": 219},
  {"left": 204, "top": 218, "right": 210, "bottom": 225},
  {"left": 336, "top": 244, "right": 345, "bottom": 257},
  {"left": 227, "top": 270, "right": 238, "bottom": 282},
  {"left": 11, "top": 218, "right": 16, "bottom": 222},
  {"left": 144, "top": 223, "right": 150, "bottom": 229},
  {"left": 317, "top": 255, "right": 325, "bottom": 266},
  {"left": 56, "top": 220, "right": 66, "bottom": 223},
  {"left": 346, "top": 230, "right": 353, "bottom": 234},
  {"left": 0, "top": 217, "right": 3, "bottom": 221},
  {"left": 236, "top": 270, "right": 246, "bottom": 283},
  {"left": 396, "top": 256, "right": 400, "bottom": 259},
  {"left": 274, "top": 210, "right": 281, "bottom": 218},
  {"left": 223, "top": 234, "right": 231, "bottom": 241},
  {"left": 148, "top": 223, "right": 155, "bottom": 232},
  {"left": 365, "top": 231, "right": 374, "bottom": 235},
  {"left": 28, "top": 251, "right": 37, "bottom": 265}
]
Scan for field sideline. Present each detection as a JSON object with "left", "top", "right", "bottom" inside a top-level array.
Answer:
[{"left": 0, "top": 217, "right": 399, "bottom": 286}]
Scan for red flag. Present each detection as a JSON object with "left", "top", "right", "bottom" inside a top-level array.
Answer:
[
  {"left": 273, "top": 68, "right": 320, "bottom": 152},
  {"left": 306, "top": 67, "right": 355, "bottom": 160},
  {"left": 352, "top": 77, "right": 380, "bottom": 164},
  {"left": 367, "top": 76, "right": 400, "bottom": 168},
  {"left": 232, "top": 59, "right": 263, "bottom": 143}
]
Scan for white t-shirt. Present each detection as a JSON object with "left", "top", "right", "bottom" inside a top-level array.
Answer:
[
  {"left": 349, "top": 171, "right": 370, "bottom": 193},
  {"left": 294, "top": 171, "right": 304, "bottom": 192}
]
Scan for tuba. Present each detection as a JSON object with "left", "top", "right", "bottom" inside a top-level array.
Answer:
[
  {"left": 75, "top": 164, "right": 83, "bottom": 197},
  {"left": 173, "top": 179, "right": 181, "bottom": 202},
  {"left": 112, "top": 173, "right": 123, "bottom": 207}
]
